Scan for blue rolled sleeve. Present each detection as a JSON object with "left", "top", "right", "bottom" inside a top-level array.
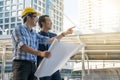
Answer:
[{"left": 12, "top": 26, "right": 27, "bottom": 49}]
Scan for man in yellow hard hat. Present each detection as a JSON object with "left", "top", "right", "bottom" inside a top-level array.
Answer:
[
  {"left": 12, "top": 7, "right": 74, "bottom": 80},
  {"left": 12, "top": 7, "right": 51, "bottom": 80}
]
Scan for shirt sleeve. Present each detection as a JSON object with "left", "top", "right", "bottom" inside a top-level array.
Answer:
[
  {"left": 12, "top": 26, "right": 27, "bottom": 49},
  {"left": 36, "top": 33, "right": 49, "bottom": 45}
]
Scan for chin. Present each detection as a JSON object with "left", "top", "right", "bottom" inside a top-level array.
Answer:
[
  {"left": 49, "top": 28, "right": 51, "bottom": 30},
  {"left": 33, "top": 25, "right": 36, "bottom": 27},
  {"left": 34, "top": 24, "right": 36, "bottom": 26}
]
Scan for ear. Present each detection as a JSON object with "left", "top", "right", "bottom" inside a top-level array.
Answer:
[
  {"left": 27, "top": 16, "right": 30, "bottom": 21},
  {"left": 41, "top": 22, "right": 45, "bottom": 26}
]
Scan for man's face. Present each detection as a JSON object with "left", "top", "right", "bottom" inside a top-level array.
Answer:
[
  {"left": 29, "top": 14, "right": 38, "bottom": 27},
  {"left": 44, "top": 17, "right": 52, "bottom": 30}
]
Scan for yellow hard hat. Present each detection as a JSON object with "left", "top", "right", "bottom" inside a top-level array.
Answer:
[{"left": 21, "top": 7, "right": 39, "bottom": 18}]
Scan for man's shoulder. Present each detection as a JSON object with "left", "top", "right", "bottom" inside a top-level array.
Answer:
[
  {"left": 38, "top": 31, "right": 57, "bottom": 37},
  {"left": 15, "top": 25, "right": 24, "bottom": 30},
  {"left": 49, "top": 32, "right": 57, "bottom": 36},
  {"left": 48, "top": 32, "right": 57, "bottom": 37}
]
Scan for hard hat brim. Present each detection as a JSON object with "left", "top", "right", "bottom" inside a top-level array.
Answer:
[
  {"left": 21, "top": 7, "right": 40, "bottom": 18},
  {"left": 21, "top": 12, "right": 39, "bottom": 18}
]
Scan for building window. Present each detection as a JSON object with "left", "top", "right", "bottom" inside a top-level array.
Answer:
[
  {"left": 0, "top": 1, "right": 4, "bottom": 6},
  {"left": 17, "top": 23, "right": 22, "bottom": 26},
  {"left": 0, "top": 25, "right": 3, "bottom": 29},
  {"left": 17, "top": 17, "right": 21, "bottom": 21},
  {"left": 60, "top": 23, "right": 62, "bottom": 26},
  {"left": 18, "top": 0, "right": 23, "bottom": 3},
  {"left": 18, "top": 11, "right": 22, "bottom": 15},
  {"left": 5, "top": 66, "right": 12, "bottom": 72},
  {"left": 5, "top": 18, "right": 9, "bottom": 23},
  {"left": 38, "top": 7, "right": 41, "bottom": 11},
  {"left": 5, "top": 6, "right": 10, "bottom": 11},
  {"left": 7, "top": 30, "right": 9, "bottom": 35},
  {"left": 18, "top": 5, "right": 23, "bottom": 10},
  {"left": 5, "top": 0, "right": 10, "bottom": 5},
  {"left": 11, "top": 0, "right": 17, "bottom": 4},
  {"left": 11, "top": 24, "right": 15, "bottom": 28},
  {"left": 43, "top": 9, "right": 45, "bottom": 13},
  {"left": 0, "top": 7, "right": 3, "bottom": 11},
  {"left": 34, "top": 5, "right": 37, "bottom": 9},
  {"left": 60, "top": 28, "right": 61, "bottom": 31},
  {"left": 11, "top": 12, "right": 16, "bottom": 17},
  {"left": 0, "top": 19, "right": 3, "bottom": 23},
  {"left": 0, "top": 13, "right": 3, "bottom": 18},
  {"left": 39, "top": 1, "right": 41, "bottom": 5},
  {"left": 12, "top": 5, "right": 16, "bottom": 11},
  {"left": 43, "top": 10, "right": 45, "bottom": 13},
  {"left": 5, "top": 12, "right": 10, "bottom": 17},
  {"left": 10, "top": 30, "right": 13, "bottom": 34},
  {"left": 5, "top": 24, "right": 9, "bottom": 29},
  {"left": 0, "top": 31, "right": 2, "bottom": 35},
  {"left": 34, "top": 0, "right": 37, "bottom": 3},
  {"left": 42, "top": 3, "right": 45, "bottom": 7},
  {"left": 11, "top": 17, "right": 16, "bottom": 22},
  {"left": 43, "top": 0, "right": 46, "bottom": 2}
]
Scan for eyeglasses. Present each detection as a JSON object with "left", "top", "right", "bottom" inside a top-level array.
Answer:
[
  {"left": 31, "top": 15, "right": 38, "bottom": 19},
  {"left": 32, "top": 15, "right": 37, "bottom": 18}
]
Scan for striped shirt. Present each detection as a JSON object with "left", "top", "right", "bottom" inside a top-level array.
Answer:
[{"left": 11, "top": 25, "right": 49, "bottom": 62}]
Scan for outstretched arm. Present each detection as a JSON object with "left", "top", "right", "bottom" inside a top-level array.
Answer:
[
  {"left": 56, "top": 26, "right": 75, "bottom": 40},
  {"left": 47, "top": 26, "right": 75, "bottom": 43}
]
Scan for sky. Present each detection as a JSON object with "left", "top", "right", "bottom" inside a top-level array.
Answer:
[
  {"left": 63, "top": 0, "right": 80, "bottom": 30},
  {"left": 63, "top": 0, "right": 120, "bottom": 34}
]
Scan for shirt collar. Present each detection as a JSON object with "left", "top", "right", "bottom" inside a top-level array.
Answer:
[{"left": 23, "top": 25, "right": 34, "bottom": 32}]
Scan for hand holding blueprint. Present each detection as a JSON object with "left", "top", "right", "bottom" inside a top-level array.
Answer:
[{"left": 35, "top": 39, "right": 85, "bottom": 78}]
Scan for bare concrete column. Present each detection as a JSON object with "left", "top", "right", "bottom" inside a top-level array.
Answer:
[
  {"left": 85, "top": 54, "right": 90, "bottom": 75},
  {"left": 82, "top": 47, "right": 86, "bottom": 80},
  {"left": 1, "top": 45, "right": 6, "bottom": 80}
]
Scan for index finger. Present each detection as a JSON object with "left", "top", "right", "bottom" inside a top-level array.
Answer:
[{"left": 69, "top": 26, "right": 76, "bottom": 29}]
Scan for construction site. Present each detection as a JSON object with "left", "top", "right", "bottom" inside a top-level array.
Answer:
[
  {"left": 1, "top": 32, "right": 120, "bottom": 80},
  {"left": 0, "top": 0, "right": 120, "bottom": 80}
]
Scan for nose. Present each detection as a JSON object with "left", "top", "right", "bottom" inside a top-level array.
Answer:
[
  {"left": 50, "top": 21, "right": 52, "bottom": 25},
  {"left": 36, "top": 17, "right": 38, "bottom": 22}
]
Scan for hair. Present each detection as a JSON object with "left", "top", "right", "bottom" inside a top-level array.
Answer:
[
  {"left": 22, "top": 13, "right": 35, "bottom": 23},
  {"left": 23, "top": 17, "right": 27, "bottom": 23},
  {"left": 38, "top": 15, "right": 49, "bottom": 28}
]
